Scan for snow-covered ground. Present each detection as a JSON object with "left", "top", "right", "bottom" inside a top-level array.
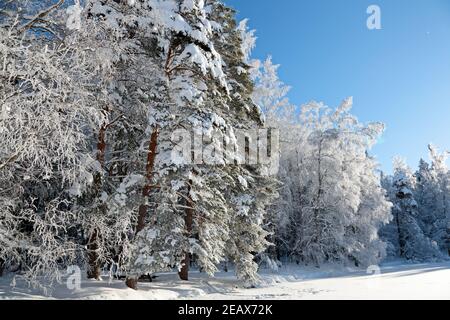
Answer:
[{"left": 0, "top": 261, "right": 449, "bottom": 300}]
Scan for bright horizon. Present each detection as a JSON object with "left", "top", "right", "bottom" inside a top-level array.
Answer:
[{"left": 224, "top": 0, "right": 450, "bottom": 173}]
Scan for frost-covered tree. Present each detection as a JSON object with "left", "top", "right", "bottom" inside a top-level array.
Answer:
[
  {"left": 209, "top": 3, "right": 279, "bottom": 284},
  {"left": 0, "top": 0, "right": 279, "bottom": 290},
  {"left": 415, "top": 158, "right": 436, "bottom": 237},
  {"left": 117, "top": 0, "right": 232, "bottom": 288},
  {"left": 381, "top": 147, "right": 449, "bottom": 261},
  {"left": 125, "top": 0, "right": 278, "bottom": 288},
  {"left": 385, "top": 158, "right": 443, "bottom": 261},
  {"left": 291, "top": 100, "right": 390, "bottom": 266},
  {"left": 0, "top": 0, "right": 67, "bottom": 38},
  {"left": 0, "top": 2, "right": 107, "bottom": 286},
  {"left": 236, "top": 25, "right": 294, "bottom": 271},
  {"left": 80, "top": 0, "right": 219, "bottom": 284},
  {"left": 0, "top": 0, "right": 148, "bottom": 286},
  {"left": 251, "top": 57, "right": 294, "bottom": 125},
  {"left": 264, "top": 96, "right": 392, "bottom": 267},
  {"left": 345, "top": 154, "right": 393, "bottom": 266},
  {"left": 379, "top": 172, "right": 401, "bottom": 258},
  {"left": 5, "top": 0, "right": 443, "bottom": 293},
  {"left": 414, "top": 146, "right": 449, "bottom": 255},
  {"left": 247, "top": 43, "right": 393, "bottom": 268},
  {"left": 78, "top": 0, "right": 157, "bottom": 281}
]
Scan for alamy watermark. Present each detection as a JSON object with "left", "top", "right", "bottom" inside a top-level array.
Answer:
[
  {"left": 366, "top": 265, "right": 382, "bottom": 290},
  {"left": 170, "top": 127, "right": 280, "bottom": 175},
  {"left": 66, "top": 265, "right": 81, "bottom": 291},
  {"left": 367, "top": 5, "right": 382, "bottom": 30}
]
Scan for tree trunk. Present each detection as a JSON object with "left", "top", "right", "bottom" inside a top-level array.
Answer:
[
  {"left": 125, "top": 277, "right": 138, "bottom": 290},
  {"left": 179, "top": 186, "right": 193, "bottom": 281},
  {"left": 87, "top": 123, "right": 108, "bottom": 280},
  {"left": 312, "top": 137, "right": 324, "bottom": 268},
  {"left": 178, "top": 251, "right": 190, "bottom": 281},
  {"left": 126, "top": 127, "right": 159, "bottom": 290},
  {"left": 395, "top": 210, "right": 404, "bottom": 257},
  {"left": 87, "top": 228, "right": 101, "bottom": 280},
  {"left": 0, "top": 258, "right": 5, "bottom": 277},
  {"left": 136, "top": 127, "right": 159, "bottom": 234}
]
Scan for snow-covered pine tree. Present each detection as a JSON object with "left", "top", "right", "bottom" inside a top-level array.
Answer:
[
  {"left": 123, "top": 0, "right": 234, "bottom": 288},
  {"left": 80, "top": 0, "right": 197, "bottom": 282},
  {"left": 389, "top": 158, "right": 443, "bottom": 261},
  {"left": 414, "top": 146, "right": 450, "bottom": 256},
  {"left": 82, "top": 0, "right": 209, "bottom": 287},
  {"left": 125, "top": 0, "right": 279, "bottom": 288},
  {"left": 207, "top": 2, "right": 280, "bottom": 284},
  {"left": 415, "top": 158, "right": 436, "bottom": 238},
  {"left": 425, "top": 145, "right": 450, "bottom": 254},
  {"left": 248, "top": 53, "right": 296, "bottom": 266},
  {"left": 379, "top": 172, "right": 401, "bottom": 258}
]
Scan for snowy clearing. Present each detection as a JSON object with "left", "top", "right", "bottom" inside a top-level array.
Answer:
[{"left": 0, "top": 261, "right": 449, "bottom": 300}]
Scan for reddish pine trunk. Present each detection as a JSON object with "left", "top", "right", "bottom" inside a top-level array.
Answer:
[
  {"left": 87, "top": 124, "right": 108, "bottom": 280},
  {"left": 96, "top": 124, "right": 107, "bottom": 166},
  {"left": 179, "top": 187, "right": 194, "bottom": 281},
  {"left": 126, "top": 127, "right": 159, "bottom": 290},
  {"left": 136, "top": 127, "right": 159, "bottom": 233},
  {"left": 125, "top": 277, "right": 138, "bottom": 290}
]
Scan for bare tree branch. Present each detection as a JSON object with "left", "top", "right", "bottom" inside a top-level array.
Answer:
[
  {"left": 0, "top": 149, "right": 22, "bottom": 170},
  {"left": 18, "top": 0, "right": 65, "bottom": 34}
]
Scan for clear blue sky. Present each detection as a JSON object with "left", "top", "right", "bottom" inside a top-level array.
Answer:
[{"left": 224, "top": 0, "right": 450, "bottom": 173}]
